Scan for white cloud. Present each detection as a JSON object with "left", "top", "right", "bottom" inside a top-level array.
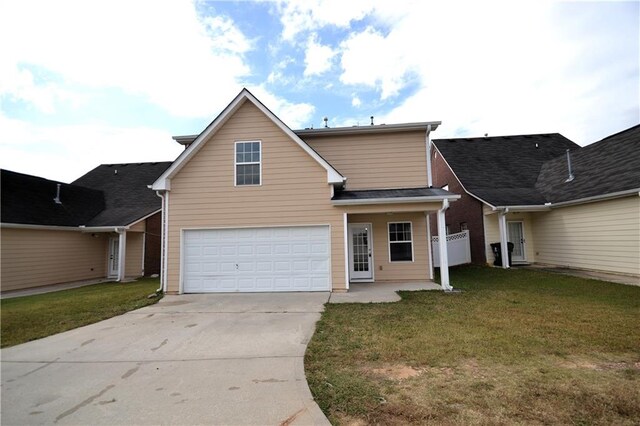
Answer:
[
  {"left": 267, "top": 57, "right": 296, "bottom": 84},
  {"left": 0, "top": 0, "right": 252, "bottom": 118},
  {"left": 0, "top": 112, "right": 183, "bottom": 182},
  {"left": 339, "top": 26, "right": 417, "bottom": 99},
  {"left": 303, "top": 35, "right": 336, "bottom": 76},
  {"left": 351, "top": 96, "right": 361, "bottom": 107},
  {"left": 277, "top": 0, "right": 368, "bottom": 41},
  {"left": 335, "top": 1, "right": 638, "bottom": 145},
  {"left": 249, "top": 85, "right": 315, "bottom": 129}
]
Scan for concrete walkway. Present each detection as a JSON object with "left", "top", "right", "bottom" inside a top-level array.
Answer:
[
  {"left": 522, "top": 265, "right": 640, "bottom": 287},
  {"left": 330, "top": 281, "right": 442, "bottom": 303},
  {"left": 1, "top": 293, "right": 331, "bottom": 425},
  {"left": 1, "top": 282, "right": 442, "bottom": 425}
]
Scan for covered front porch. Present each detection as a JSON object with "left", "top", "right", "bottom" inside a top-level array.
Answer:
[{"left": 333, "top": 187, "right": 460, "bottom": 291}]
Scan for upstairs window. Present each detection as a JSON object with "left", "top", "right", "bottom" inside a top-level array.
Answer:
[
  {"left": 388, "top": 222, "right": 414, "bottom": 262},
  {"left": 235, "top": 141, "right": 261, "bottom": 186}
]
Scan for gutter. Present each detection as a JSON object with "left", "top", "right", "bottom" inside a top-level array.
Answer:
[
  {"left": 332, "top": 194, "right": 460, "bottom": 206},
  {"left": 0, "top": 223, "right": 127, "bottom": 232},
  {"left": 489, "top": 188, "right": 640, "bottom": 212},
  {"left": 548, "top": 188, "right": 640, "bottom": 208}
]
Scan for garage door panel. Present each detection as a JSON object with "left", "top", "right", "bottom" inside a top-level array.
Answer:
[{"left": 183, "top": 226, "right": 330, "bottom": 293}]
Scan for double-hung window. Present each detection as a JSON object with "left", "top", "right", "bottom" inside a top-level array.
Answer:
[
  {"left": 235, "top": 141, "right": 261, "bottom": 186},
  {"left": 388, "top": 222, "right": 413, "bottom": 262}
]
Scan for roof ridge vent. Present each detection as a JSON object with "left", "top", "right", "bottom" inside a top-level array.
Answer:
[{"left": 565, "top": 149, "right": 575, "bottom": 182}]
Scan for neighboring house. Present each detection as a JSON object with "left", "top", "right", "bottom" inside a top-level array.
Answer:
[
  {"left": 430, "top": 125, "right": 640, "bottom": 277},
  {"left": 1, "top": 162, "right": 171, "bottom": 293},
  {"left": 151, "top": 88, "right": 460, "bottom": 294}
]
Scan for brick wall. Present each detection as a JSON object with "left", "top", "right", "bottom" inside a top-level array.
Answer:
[{"left": 429, "top": 146, "right": 487, "bottom": 264}]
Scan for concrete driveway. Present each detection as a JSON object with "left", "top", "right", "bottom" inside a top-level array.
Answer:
[{"left": 1, "top": 293, "right": 331, "bottom": 425}]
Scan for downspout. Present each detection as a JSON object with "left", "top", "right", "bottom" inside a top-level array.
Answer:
[
  {"left": 155, "top": 191, "right": 166, "bottom": 293},
  {"left": 425, "top": 124, "right": 433, "bottom": 187},
  {"left": 425, "top": 124, "right": 434, "bottom": 279}
]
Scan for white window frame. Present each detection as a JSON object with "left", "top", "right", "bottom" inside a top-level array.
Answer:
[
  {"left": 387, "top": 221, "right": 414, "bottom": 263},
  {"left": 234, "top": 140, "right": 262, "bottom": 186}
]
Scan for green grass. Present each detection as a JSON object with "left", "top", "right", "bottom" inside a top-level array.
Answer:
[
  {"left": 1, "top": 278, "right": 162, "bottom": 348},
  {"left": 305, "top": 265, "right": 640, "bottom": 425}
]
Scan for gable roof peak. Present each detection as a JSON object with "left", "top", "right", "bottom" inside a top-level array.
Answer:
[{"left": 152, "top": 88, "right": 345, "bottom": 190}]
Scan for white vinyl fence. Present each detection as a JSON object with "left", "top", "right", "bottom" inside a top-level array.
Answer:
[{"left": 431, "top": 230, "right": 471, "bottom": 267}]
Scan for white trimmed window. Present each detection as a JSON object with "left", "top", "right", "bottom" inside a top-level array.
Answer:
[
  {"left": 388, "top": 222, "right": 413, "bottom": 262},
  {"left": 235, "top": 141, "right": 261, "bottom": 186}
]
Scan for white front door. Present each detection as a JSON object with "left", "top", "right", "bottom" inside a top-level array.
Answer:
[
  {"left": 507, "top": 221, "right": 526, "bottom": 262},
  {"left": 108, "top": 237, "right": 119, "bottom": 277},
  {"left": 348, "top": 223, "right": 373, "bottom": 281}
]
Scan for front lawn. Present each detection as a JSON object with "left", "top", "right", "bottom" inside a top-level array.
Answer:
[
  {"left": 1, "top": 278, "right": 162, "bottom": 348},
  {"left": 305, "top": 265, "right": 640, "bottom": 425}
]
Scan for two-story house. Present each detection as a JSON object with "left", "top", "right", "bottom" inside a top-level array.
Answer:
[{"left": 151, "top": 89, "right": 460, "bottom": 294}]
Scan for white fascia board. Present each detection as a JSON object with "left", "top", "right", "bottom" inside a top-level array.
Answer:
[
  {"left": 125, "top": 209, "right": 162, "bottom": 228},
  {"left": 1, "top": 223, "right": 124, "bottom": 232},
  {"left": 494, "top": 205, "right": 551, "bottom": 212},
  {"left": 332, "top": 194, "right": 461, "bottom": 206},
  {"left": 295, "top": 121, "right": 442, "bottom": 137},
  {"left": 431, "top": 144, "right": 496, "bottom": 208},
  {"left": 151, "top": 88, "right": 345, "bottom": 190},
  {"left": 492, "top": 188, "right": 640, "bottom": 211},
  {"left": 547, "top": 188, "right": 640, "bottom": 208}
]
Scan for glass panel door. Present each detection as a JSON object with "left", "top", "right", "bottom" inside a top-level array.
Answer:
[
  {"left": 507, "top": 221, "right": 525, "bottom": 262},
  {"left": 108, "top": 237, "right": 119, "bottom": 277},
  {"left": 349, "top": 224, "right": 373, "bottom": 280}
]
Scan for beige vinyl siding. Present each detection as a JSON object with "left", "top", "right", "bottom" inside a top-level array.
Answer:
[
  {"left": 348, "top": 212, "right": 430, "bottom": 282},
  {"left": 483, "top": 208, "right": 536, "bottom": 264},
  {"left": 0, "top": 228, "right": 107, "bottom": 292},
  {"left": 128, "top": 220, "right": 146, "bottom": 232},
  {"left": 305, "top": 131, "right": 428, "bottom": 190},
  {"left": 124, "top": 231, "right": 144, "bottom": 277},
  {"left": 531, "top": 196, "right": 640, "bottom": 276},
  {"left": 166, "top": 100, "right": 345, "bottom": 292}
]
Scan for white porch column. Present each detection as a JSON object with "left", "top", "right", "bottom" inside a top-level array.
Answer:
[
  {"left": 437, "top": 202, "right": 452, "bottom": 290},
  {"left": 425, "top": 212, "right": 434, "bottom": 280},
  {"left": 343, "top": 212, "right": 349, "bottom": 290},
  {"left": 117, "top": 230, "right": 127, "bottom": 282},
  {"left": 498, "top": 212, "right": 510, "bottom": 269}
]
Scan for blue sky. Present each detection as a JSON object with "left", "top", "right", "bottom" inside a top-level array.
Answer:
[{"left": 0, "top": 0, "right": 638, "bottom": 182}]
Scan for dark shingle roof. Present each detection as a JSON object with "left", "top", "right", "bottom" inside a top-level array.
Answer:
[
  {"left": 2, "top": 162, "right": 172, "bottom": 227},
  {"left": 1, "top": 169, "right": 105, "bottom": 226},
  {"left": 72, "top": 162, "right": 172, "bottom": 226},
  {"left": 333, "top": 187, "right": 455, "bottom": 201},
  {"left": 536, "top": 124, "right": 640, "bottom": 203},
  {"left": 433, "top": 133, "right": 580, "bottom": 206}
]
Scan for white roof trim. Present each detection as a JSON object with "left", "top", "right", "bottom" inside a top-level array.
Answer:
[
  {"left": 332, "top": 194, "right": 460, "bottom": 206},
  {"left": 152, "top": 88, "right": 345, "bottom": 190},
  {"left": 547, "top": 188, "right": 640, "bottom": 208},
  {"left": 1, "top": 223, "right": 126, "bottom": 232},
  {"left": 126, "top": 209, "right": 161, "bottom": 228}
]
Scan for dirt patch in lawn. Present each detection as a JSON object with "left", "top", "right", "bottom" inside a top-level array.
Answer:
[
  {"left": 559, "top": 357, "right": 640, "bottom": 371},
  {"left": 369, "top": 364, "right": 423, "bottom": 380}
]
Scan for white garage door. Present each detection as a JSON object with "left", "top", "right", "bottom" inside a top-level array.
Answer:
[{"left": 183, "top": 226, "right": 331, "bottom": 293}]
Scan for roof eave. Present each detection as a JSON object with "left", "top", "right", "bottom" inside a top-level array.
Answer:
[
  {"left": 296, "top": 121, "right": 441, "bottom": 137},
  {"left": 332, "top": 194, "right": 461, "bottom": 206}
]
